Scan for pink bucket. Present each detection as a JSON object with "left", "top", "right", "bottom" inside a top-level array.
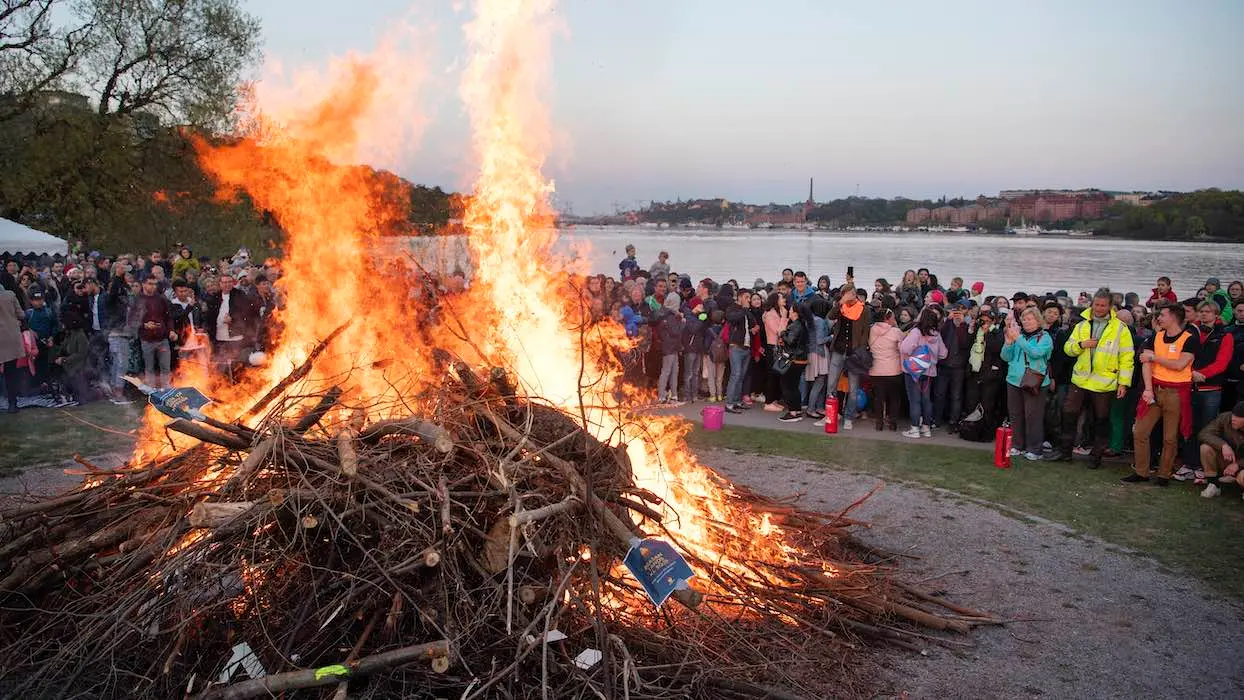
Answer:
[{"left": 701, "top": 406, "right": 724, "bottom": 431}]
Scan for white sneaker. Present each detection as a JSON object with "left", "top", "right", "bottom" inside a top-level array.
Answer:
[
  {"left": 1024, "top": 451, "right": 1042, "bottom": 461},
  {"left": 1008, "top": 447, "right": 1022, "bottom": 457},
  {"left": 1201, "top": 483, "right": 1221, "bottom": 498},
  {"left": 920, "top": 425, "right": 932, "bottom": 438},
  {"left": 902, "top": 427, "right": 922, "bottom": 439},
  {"left": 813, "top": 418, "right": 826, "bottom": 426},
  {"left": 842, "top": 418, "right": 853, "bottom": 430}
]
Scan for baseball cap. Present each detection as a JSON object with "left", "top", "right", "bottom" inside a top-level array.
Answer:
[
  {"left": 1206, "top": 277, "right": 1221, "bottom": 287},
  {"left": 29, "top": 291, "right": 43, "bottom": 300},
  {"left": 970, "top": 281, "right": 984, "bottom": 293},
  {"left": 1233, "top": 401, "right": 1244, "bottom": 418}
]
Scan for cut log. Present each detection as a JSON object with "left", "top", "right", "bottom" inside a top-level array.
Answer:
[
  {"left": 188, "top": 501, "right": 260, "bottom": 529},
  {"left": 167, "top": 419, "right": 250, "bottom": 451},
  {"left": 337, "top": 428, "right": 359, "bottom": 477},
  {"left": 358, "top": 418, "right": 453, "bottom": 453},
  {"left": 291, "top": 386, "right": 343, "bottom": 434},
  {"left": 198, "top": 639, "right": 450, "bottom": 700}
]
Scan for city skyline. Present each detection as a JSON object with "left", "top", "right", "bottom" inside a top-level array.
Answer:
[{"left": 250, "top": 0, "right": 1244, "bottom": 214}]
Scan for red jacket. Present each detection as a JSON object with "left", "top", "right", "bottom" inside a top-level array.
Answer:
[{"left": 1146, "top": 288, "right": 1178, "bottom": 307}]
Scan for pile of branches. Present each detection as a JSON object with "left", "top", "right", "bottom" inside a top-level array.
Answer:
[{"left": 0, "top": 349, "right": 998, "bottom": 700}]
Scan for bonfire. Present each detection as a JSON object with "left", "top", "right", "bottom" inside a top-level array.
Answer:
[{"left": 0, "top": 1, "right": 996, "bottom": 698}]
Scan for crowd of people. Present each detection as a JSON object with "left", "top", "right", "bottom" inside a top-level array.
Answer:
[
  {"left": 5, "top": 241, "right": 1244, "bottom": 502},
  {"left": 0, "top": 245, "right": 285, "bottom": 411},
  {"left": 605, "top": 244, "right": 1244, "bottom": 500}
]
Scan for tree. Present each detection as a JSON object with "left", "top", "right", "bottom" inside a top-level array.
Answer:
[
  {"left": 0, "top": 0, "right": 93, "bottom": 118},
  {"left": 1186, "top": 215, "right": 1207, "bottom": 238},
  {"left": 72, "top": 0, "right": 261, "bottom": 129}
]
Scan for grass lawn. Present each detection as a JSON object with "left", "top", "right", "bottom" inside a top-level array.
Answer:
[
  {"left": 688, "top": 426, "right": 1244, "bottom": 599},
  {"left": 0, "top": 402, "right": 145, "bottom": 472}
]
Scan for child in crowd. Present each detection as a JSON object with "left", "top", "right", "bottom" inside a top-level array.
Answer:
[
  {"left": 656, "top": 294, "right": 685, "bottom": 404},
  {"left": 704, "top": 309, "right": 726, "bottom": 402}
]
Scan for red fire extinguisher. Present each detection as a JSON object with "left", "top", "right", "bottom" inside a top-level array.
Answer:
[
  {"left": 994, "top": 422, "right": 1013, "bottom": 469},
  {"left": 824, "top": 395, "right": 839, "bottom": 435}
]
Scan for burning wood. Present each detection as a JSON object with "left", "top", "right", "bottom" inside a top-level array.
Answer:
[{"left": 0, "top": 355, "right": 998, "bottom": 699}]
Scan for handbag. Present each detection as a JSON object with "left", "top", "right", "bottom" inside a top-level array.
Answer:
[
  {"left": 772, "top": 346, "right": 793, "bottom": 375},
  {"left": 1019, "top": 333, "right": 1046, "bottom": 396},
  {"left": 846, "top": 346, "right": 874, "bottom": 374}
]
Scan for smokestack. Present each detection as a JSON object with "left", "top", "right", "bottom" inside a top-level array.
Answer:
[{"left": 808, "top": 177, "right": 814, "bottom": 204}]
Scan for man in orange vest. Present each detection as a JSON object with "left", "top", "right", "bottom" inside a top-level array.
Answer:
[{"left": 1125, "top": 303, "right": 1200, "bottom": 485}]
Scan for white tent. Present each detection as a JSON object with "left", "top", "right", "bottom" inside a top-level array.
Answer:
[{"left": 0, "top": 217, "right": 69, "bottom": 256}]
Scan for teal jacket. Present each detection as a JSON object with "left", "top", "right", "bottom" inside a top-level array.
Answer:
[{"left": 1000, "top": 330, "right": 1053, "bottom": 388}]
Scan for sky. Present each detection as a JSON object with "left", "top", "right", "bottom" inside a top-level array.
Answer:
[{"left": 250, "top": 0, "right": 1244, "bottom": 214}]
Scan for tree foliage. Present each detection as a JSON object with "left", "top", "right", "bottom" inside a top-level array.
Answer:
[
  {"left": 1, "top": 0, "right": 260, "bottom": 129},
  {"left": 1100, "top": 190, "right": 1244, "bottom": 241}
]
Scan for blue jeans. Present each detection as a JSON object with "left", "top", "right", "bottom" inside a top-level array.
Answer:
[
  {"left": 1182, "top": 390, "right": 1223, "bottom": 468},
  {"left": 904, "top": 374, "right": 935, "bottom": 428},
  {"left": 806, "top": 372, "right": 828, "bottom": 416},
  {"left": 681, "top": 352, "right": 702, "bottom": 401},
  {"left": 726, "top": 346, "right": 750, "bottom": 406},
  {"left": 107, "top": 334, "right": 131, "bottom": 390},
  {"left": 825, "top": 351, "right": 862, "bottom": 419},
  {"left": 933, "top": 366, "right": 966, "bottom": 426}
]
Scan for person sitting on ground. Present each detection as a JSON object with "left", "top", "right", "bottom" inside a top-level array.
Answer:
[
  {"left": 53, "top": 310, "right": 91, "bottom": 404},
  {"left": 1174, "top": 300, "right": 1235, "bottom": 482},
  {"left": 1196, "top": 401, "right": 1244, "bottom": 499}
]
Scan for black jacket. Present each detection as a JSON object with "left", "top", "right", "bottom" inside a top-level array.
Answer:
[
  {"left": 975, "top": 325, "right": 1009, "bottom": 380},
  {"left": 171, "top": 298, "right": 206, "bottom": 341},
  {"left": 939, "top": 318, "right": 971, "bottom": 368},
  {"left": 724, "top": 303, "right": 752, "bottom": 347},
  {"left": 782, "top": 319, "right": 809, "bottom": 362},
  {"left": 102, "top": 276, "right": 131, "bottom": 332},
  {"left": 205, "top": 291, "right": 259, "bottom": 346},
  {"left": 1048, "top": 325, "right": 1075, "bottom": 385}
]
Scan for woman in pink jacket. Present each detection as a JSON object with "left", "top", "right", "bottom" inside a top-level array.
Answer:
[
  {"left": 868, "top": 308, "right": 906, "bottom": 431},
  {"left": 899, "top": 308, "right": 949, "bottom": 438},
  {"left": 760, "top": 292, "right": 789, "bottom": 410}
]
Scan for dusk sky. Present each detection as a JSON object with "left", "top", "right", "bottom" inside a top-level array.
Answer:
[{"left": 252, "top": 0, "right": 1244, "bottom": 214}]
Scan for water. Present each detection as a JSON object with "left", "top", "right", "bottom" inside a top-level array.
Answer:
[
  {"left": 557, "top": 226, "right": 1244, "bottom": 300},
  {"left": 397, "top": 226, "right": 1244, "bottom": 300}
]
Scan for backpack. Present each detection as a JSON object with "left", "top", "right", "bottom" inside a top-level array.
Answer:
[
  {"left": 709, "top": 335, "right": 727, "bottom": 364},
  {"left": 957, "top": 403, "right": 994, "bottom": 442},
  {"left": 903, "top": 343, "right": 933, "bottom": 378}
]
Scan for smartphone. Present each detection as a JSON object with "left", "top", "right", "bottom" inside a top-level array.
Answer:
[{"left": 846, "top": 265, "right": 854, "bottom": 279}]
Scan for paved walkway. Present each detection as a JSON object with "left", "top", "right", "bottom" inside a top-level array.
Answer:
[{"left": 649, "top": 400, "right": 993, "bottom": 451}]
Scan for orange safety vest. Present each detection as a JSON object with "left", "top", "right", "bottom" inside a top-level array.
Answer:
[{"left": 1152, "top": 331, "right": 1193, "bottom": 384}]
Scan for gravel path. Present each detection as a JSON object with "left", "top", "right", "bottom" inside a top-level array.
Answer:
[{"left": 700, "top": 447, "right": 1244, "bottom": 700}]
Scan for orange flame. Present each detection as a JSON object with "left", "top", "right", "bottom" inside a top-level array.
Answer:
[
  {"left": 459, "top": 0, "right": 800, "bottom": 589},
  {"left": 135, "top": 0, "right": 810, "bottom": 594}
]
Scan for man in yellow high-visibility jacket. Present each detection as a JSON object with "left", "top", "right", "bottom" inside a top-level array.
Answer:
[{"left": 1051, "top": 289, "right": 1135, "bottom": 468}]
